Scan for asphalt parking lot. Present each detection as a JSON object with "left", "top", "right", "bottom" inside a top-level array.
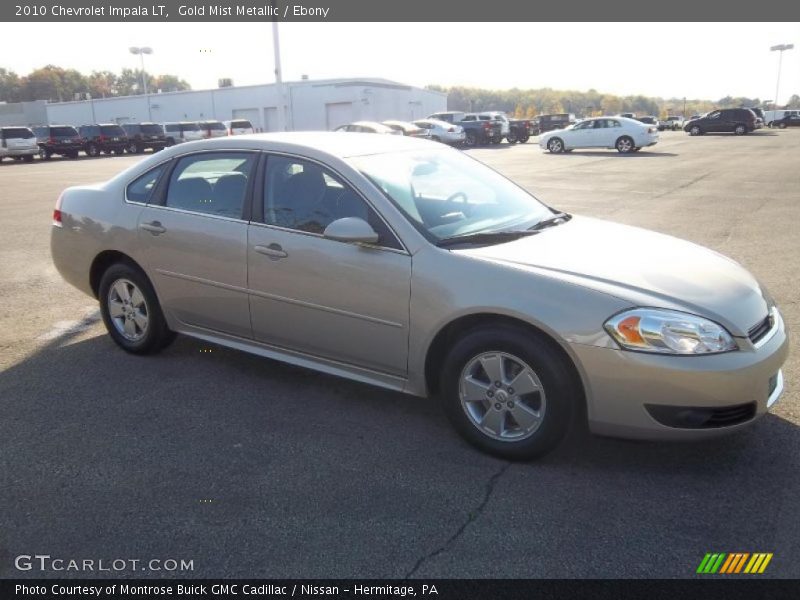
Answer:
[{"left": 1, "top": 130, "right": 798, "bottom": 579}]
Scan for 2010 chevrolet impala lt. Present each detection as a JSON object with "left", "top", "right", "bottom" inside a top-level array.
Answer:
[{"left": 51, "top": 133, "right": 789, "bottom": 459}]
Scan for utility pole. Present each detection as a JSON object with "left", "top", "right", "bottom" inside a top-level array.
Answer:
[
  {"left": 271, "top": 9, "right": 286, "bottom": 132},
  {"left": 770, "top": 43, "right": 794, "bottom": 108}
]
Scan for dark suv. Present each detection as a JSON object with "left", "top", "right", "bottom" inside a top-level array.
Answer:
[
  {"left": 32, "top": 125, "right": 83, "bottom": 160},
  {"left": 121, "top": 122, "right": 167, "bottom": 154},
  {"left": 78, "top": 124, "right": 129, "bottom": 157},
  {"left": 683, "top": 108, "right": 757, "bottom": 136}
]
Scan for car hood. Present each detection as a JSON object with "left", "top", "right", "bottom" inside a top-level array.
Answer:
[{"left": 454, "top": 216, "right": 769, "bottom": 336}]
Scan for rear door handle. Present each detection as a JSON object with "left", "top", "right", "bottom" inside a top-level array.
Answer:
[
  {"left": 254, "top": 243, "right": 288, "bottom": 260},
  {"left": 140, "top": 221, "right": 166, "bottom": 235}
]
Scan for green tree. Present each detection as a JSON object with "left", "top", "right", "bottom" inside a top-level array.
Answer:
[
  {"left": 0, "top": 68, "right": 23, "bottom": 102},
  {"left": 154, "top": 74, "right": 191, "bottom": 93}
]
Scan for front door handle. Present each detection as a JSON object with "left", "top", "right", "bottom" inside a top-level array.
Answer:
[
  {"left": 254, "top": 243, "right": 288, "bottom": 260},
  {"left": 140, "top": 221, "right": 166, "bottom": 235}
]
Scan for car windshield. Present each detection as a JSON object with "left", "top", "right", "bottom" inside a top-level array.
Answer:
[
  {"left": 140, "top": 124, "right": 163, "bottom": 134},
  {"left": 181, "top": 123, "right": 200, "bottom": 132},
  {"left": 351, "top": 147, "right": 553, "bottom": 241}
]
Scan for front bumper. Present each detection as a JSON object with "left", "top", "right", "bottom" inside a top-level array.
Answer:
[{"left": 571, "top": 312, "right": 789, "bottom": 440}]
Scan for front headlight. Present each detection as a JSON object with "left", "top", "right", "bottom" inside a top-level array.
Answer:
[{"left": 604, "top": 309, "right": 737, "bottom": 355}]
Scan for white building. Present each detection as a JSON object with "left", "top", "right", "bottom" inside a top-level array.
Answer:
[{"left": 43, "top": 78, "right": 447, "bottom": 131}]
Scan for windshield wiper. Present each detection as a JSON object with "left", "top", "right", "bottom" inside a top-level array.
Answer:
[
  {"left": 436, "top": 230, "right": 539, "bottom": 248},
  {"left": 528, "top": 212, "right": 572, "bottom": 231}
]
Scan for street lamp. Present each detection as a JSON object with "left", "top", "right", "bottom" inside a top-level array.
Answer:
[
  {"left": 129, "top": 46, "right": 153, "bottom": 120},
  {"left": 770, "top": 43, "right": 794, "bottom": 108}
]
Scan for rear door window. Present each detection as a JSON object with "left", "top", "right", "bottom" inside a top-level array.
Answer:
[
  {"left": 53, "top": 126, "right": 79, "bottom": 137},
  {"left": 127, "top": 164, "right": 167, "bottom": 204},
  {"left": 165, "top": 152, "right": 256, "bottom": 219}
]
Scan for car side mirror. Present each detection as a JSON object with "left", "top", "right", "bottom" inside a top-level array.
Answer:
[{"left": 323, "top": 217, "right": 379, "bottom": 244}]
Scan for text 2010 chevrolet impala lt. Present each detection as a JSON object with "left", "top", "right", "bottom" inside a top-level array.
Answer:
[{"left": 51, "top": 133, "right": 788, "bottom": 459}]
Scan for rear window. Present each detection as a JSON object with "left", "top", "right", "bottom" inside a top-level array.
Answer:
[
  {"left": 2, "top": 127, "right": 35, "bottom": 139},
  {"left": 180, "top": 123, "right": 200, "bottom": 132},
  {"left": 122, "top": 124, "right": 139, "bottom": 134},
  {"left": 140, "top": 124, "right": 163, "bottom": 135},
  {"left": 165, "top": 124, "right": 179, "bottom": 132},
  {"left": 101, "top": 125, "right": 126, "bottom": 136},
  {"left": 203, "top": 121, "right": 226, "bottom": 131},
  {"left": 52, "top": 126, "right": 79, "bottom": 137},
  {"left": 230, "top": 120, "right": 252, "bottom": 129}
]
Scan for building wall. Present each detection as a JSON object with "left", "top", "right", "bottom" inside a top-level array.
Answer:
[
  {"left": 0, "top": 101, "right": 48, "bottom": 127},
  {"left": 43, "top": 79, "right": 446, "bottom": 131}
]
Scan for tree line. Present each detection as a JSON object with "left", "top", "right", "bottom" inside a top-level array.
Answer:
[
  {"left": 0, "top": 65, "right": 191, "bottom": 103},
  {"left": 426, "top": 85, "right": 800, "bottom": 118}
]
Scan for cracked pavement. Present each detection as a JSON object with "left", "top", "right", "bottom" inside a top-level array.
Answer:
[{"left": 1, "top": 131, "right": 799, "bottom": 578}]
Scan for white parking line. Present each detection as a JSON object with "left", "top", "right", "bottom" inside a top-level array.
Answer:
[{"left": 37, "top": 306, "right": 101, "bottom": 341}]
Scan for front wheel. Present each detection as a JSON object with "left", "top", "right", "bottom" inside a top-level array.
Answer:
[
  {"left": 98, "top": 263, "right": 175, "bottom": 355},
  {"left": 778, "top": 122, "right": 787, "bottom": 129},
  {"left": 464, "top": 131, "right": 477, "bottom": 147},
  {"left": 734, "top": 124, "right": 747, "bottom": 135},
  {"left": 518, "top": 133, "right": 530, "bottom": 143},
  {"left": 39, "top": 148, "right": 52, "bottom": 160},
  {"left": 440, "top": 326, "right": 577, "bottom": 460},
  {"left": 615, "top": 136, "right": 634, "bottom": 153},
  {"left": 24, "top": 154, "right": 35, "bottom": 163},
  {"left": 547, "top": 137, "right": 564, "bottom": 153},
  {"left": 86, "top": 143, "right": 100, "bottom": 157},
  {"left": 507, "top": 132, "right": 517, "bottom": 144},
  {"left": 689, "top": 125, "right": 702, "bottom": 136}
]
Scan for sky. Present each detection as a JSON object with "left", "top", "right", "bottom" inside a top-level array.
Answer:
[{"left": 1, "top": 22, "right": 799, "bottom": 103}]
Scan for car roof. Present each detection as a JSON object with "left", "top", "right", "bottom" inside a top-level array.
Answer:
[{"left": 143, "top": 131, "right": 438, "bottom": 159}]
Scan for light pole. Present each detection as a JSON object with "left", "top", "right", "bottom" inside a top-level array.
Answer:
[
  {"left": 129, "top": 46, "right": 153, "bottom": 120},
  {"left": 770, "top": 43, "right": 794, "bottom": 108}
]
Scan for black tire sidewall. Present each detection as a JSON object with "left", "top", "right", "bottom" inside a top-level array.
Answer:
[
  {"left": 616, "top": 136, "right": 634, "bottom": 153},
  {"left": 98, "top": 263, "right": 173, "bottom": 354},
  {"left": 440, "top": 326, "right": 576, "bottom": 460}
]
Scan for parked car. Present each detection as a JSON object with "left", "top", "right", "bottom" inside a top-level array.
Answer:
[
  {"left": 224, "top": 119, "right": 255, "bottom": 136},
  {"left": 476, "top": 112, "right": 511, "bottom": 142},
  {"left": 428, "top": 111, "right": 502, "bottom": 147},
  {"left": 122, "top": 123, "right": 167, "bottom": 154},
  {"left": 198, "top": 120, "right": 228, "bottom": 139},
  {"left": 683, "top": 108, "right": 757, "bottom": 136},
  {"left": 78, "top": 124, "right": 129, "bottom": 157},
  {"left": 506, "top": 118, "right": 533, "bottom": 143},
  {"left": 412, "top": 119, "right": 466, "bottom": 145},
  {"left": 50, "top": 133, "right": 788, "bottom": 459},
  {"left": 764, "top": 110, "right": 800, "bottom": 127},
  {"left": 618, "top": 112, "right": 636, "bottom": 119},
  {"left": 382, "top": 120, "right": 430, "bottom": 138},
  {"left": 163, "top": 122, "right": 204, "bottom": 145},
  {"left": 537, "top": 113, "right": 576, "bottom": 134},
  {"left": 540, "top": 116, "right": 659, "bottom": 154},
  {"left": 772, "top": 113, "right": 800, "bottom": 128},
  {"left": 32, "top": 125, "right": 83, "bottom": 160},
  {"left": 659, "top": 116, "right": 684, "bottom": 131},
  {"left": 0, "top": 126, "right": 38, "bottom": 163},
  {"left": 334, "top": 121, "right": 401, "bottom": 134}
]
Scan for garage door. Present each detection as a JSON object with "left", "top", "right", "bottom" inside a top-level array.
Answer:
[
  {"left": 326, "top": 102, "right": 354, "bottom": 131},
  {"left": 232, "top": 108, "right": 261, "bottom": 131}
]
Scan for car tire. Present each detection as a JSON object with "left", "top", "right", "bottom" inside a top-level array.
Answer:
[
  {"left": 507, "top": 132, "right": 517, "bottom": 144},
  {"left": 615, "top": 135, "right": 635, "bottom": 153},
  {"left": 98, "top": 263, "right": 176, "bottom": 355},
  {"left": 127, "top": 142, "right": 138, "bottom": 154},
  {"left": 689, "top": 125, "right": 702, "bottom": 136},
  {"left": 633, "top": 147, "right": 642, "bottom": 152},
  {"left": 518, "top": 133, "right": 530, "bottom": 144},
  {"left": 439, "top": 325, "right": 577, "bottom": 460},
  {"left": 86, "top": 143, "right": 100, "bottom": 157},
  {"left": 67, "top": 150, "right": 79, "bottom": 159},
  {"left": 39, "top": 148, "right": 52, "bottom": 160},
  {"left": 431, "top": 136, "right": 441, "bottom": 143},
  {"left": 778, "top": 122, "right": 787, "bottom": 129},
  {"left": 547, "top": 137, "right": 564, "bottom": 153},
  {"left": 464, "top": 131, "right": 477, "bottom": 147},
  {"left": 734, "top": 124, "right": 747, "bottom": 135}
]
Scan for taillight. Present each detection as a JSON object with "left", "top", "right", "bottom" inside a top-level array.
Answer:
[
  {"left": 53, "top": 191, "right": 64, "bottom": 228},
  {"left": 49, "top": 137, "right": 56, "bottom": 144},
  {"left": 448, "top": 127, "right": 454, "bottom": 133},
  {"left": 483, "top": 122, "right": 491, "bottom": 130}
]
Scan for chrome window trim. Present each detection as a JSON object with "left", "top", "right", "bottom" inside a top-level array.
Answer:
[
  {"left": 247, "top": 220, "right": 409, "bottom": 256},
  {"left": 140, "top": 203, "right": 248, "bottom": 224}
]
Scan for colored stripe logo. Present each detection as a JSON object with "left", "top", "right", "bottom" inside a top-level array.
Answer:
[{"left": 697, "top": 553, "right": 773, "bottom": 574}]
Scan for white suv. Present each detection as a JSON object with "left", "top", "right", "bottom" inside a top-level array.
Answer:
[{"left": 0, "top": 127, "right": 39, "bottom": 163}]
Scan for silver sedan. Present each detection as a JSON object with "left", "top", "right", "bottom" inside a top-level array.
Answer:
[{"left": 51, "top": 133, "right": 788, "bottom": 459}]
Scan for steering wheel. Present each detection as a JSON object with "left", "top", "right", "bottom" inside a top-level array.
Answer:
[{"left": 444, "top": 191, "right": 472, "bottom": 217}]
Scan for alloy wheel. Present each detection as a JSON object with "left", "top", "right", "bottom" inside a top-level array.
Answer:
[{"left": 107, "top": 278, "right": 149, "bottom": 341}]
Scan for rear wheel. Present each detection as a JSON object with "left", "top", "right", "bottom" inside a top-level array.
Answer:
[
  {"left": 507, "top": 131, "right": 518, "bottom": 144},
  {"left": 127, "top": 142, "right": 139, "bottom": 154},
  {"left": 778, "top": 122, "right": 787, "bottom": 129},
  {"left": 734, "top": 124, "right": 747, "bottom": 135},
  {"left": 440, "top": 325, "right": 577, "bottom": 460},
  {"left": 39, "top": 148, "right": 52, "bottom": 160},
  {"left": 615, "top": 136, "right": 634, "bottom": 153},
  {"left": 518, "top": 133, "right": 530, "bottom": 143},
  {"left": 67, "top": 150, "right": 79, "bottom": 159},
  {"left": 99, "top": 263, "right": 175, "bottom": 355},
  {"left": 86, "top": 143, "right": 100, "bottom": 157},
  {"left": 464, "top": 131, "right": 478, "bottom": 147},
  {"left": 547, "top": 137, "right": 565, "bottom": 153}
]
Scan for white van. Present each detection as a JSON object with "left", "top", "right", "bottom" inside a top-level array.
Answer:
[
  {"left": 163, "top": 122, "right": 204, "bottom": 145},
  {"left": 224, "top": 119, "right": 255, "bottom": 136},
  {"left": 0, "top": 127, "right": 39, "bottom": 163}
]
